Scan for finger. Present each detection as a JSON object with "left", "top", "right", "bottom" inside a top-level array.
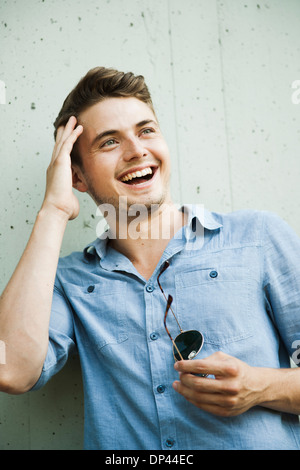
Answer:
[
  {"left": 51, "top": 123, "right": 83, "bottom": 167},
  {"left": 175, "top": 353, "right": 238, "bottom": 378},
  {"left": 178, "top": 372, "right": 221, "bottom": 393},
  {"left": 52, "top": 116, "right": 78, "bottom": 162},
  {"left": 55, "top": 124, "right": 83, "bottom": 164},
  {"left": 174, "top": 359, "right": 213, "bottom": 377},
  {"left": 54, "top": 117, "right": 77, "bottom": 156},
  {"left": 173, "top": 379, "right": 235, "bottom": 415},
  {"left": 173, "top": 379, "right": 220, "bottom": 406},
  {"left": 55, "top": 125, "right": 65, "bottom": 145}
]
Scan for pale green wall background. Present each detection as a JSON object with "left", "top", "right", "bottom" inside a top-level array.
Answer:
[{"left": 0, "top": 0, "right": 300, "bottom": 450}]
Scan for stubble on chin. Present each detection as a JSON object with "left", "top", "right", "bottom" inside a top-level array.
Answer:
[{"left": 88, "top": 185, "right": 170, "bottom": 218}]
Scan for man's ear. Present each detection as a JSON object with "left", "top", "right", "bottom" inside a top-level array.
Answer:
[{"left": 72, "top": 165, "right": 89, "bottom": 193}]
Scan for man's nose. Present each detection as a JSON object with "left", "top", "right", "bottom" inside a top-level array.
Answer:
[{"left": 122, "top": 137, "right": 148, "bottom": 161}]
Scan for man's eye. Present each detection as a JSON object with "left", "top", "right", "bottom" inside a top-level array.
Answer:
[
  {"left": 102, "top": 139, "right": 116, "bottom": 147},
  {"left": 141, "top": 128, "right": 154, "bottom": 135}
]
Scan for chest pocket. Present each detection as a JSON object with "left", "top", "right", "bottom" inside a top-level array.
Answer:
[
  {"left": 175, "top": 267, "right": 253, "bottom": 346},
  {"left": 63, "top": 280, "right": 128, "bottom": 351}
]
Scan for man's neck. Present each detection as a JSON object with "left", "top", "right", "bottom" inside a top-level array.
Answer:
[{"left": 108, "top": 202, "right": 186, "bottom": 280}]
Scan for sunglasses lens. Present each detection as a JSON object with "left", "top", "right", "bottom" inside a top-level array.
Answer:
[{"left": 173, "top": 330, "right": 204, "bottom": 361}]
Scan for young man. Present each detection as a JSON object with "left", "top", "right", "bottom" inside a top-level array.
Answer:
[{"left": 1, "top": 67, "right": 300, "bottom": 450}]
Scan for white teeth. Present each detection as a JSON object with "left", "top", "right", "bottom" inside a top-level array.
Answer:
[{"left": 121, "top": 167, "right": 153, "bottom": 182}]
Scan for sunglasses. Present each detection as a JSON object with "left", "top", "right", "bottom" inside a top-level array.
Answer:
[{"left": 157, "top": 261, "right": 205, "bottom": 363}]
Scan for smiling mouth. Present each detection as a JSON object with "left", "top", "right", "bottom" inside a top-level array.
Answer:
[{"left": 119, "top": 166, "right": 156, "bottom": 185}]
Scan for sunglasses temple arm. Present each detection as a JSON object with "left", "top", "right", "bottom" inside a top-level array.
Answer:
[
  {"left": 164, "top": 299, "right": 174, "bottom": 343},
  {"left": 158, "top": 274, "right": 183, "bottom": 333},
  {"left": 172, "top": 339, "right": 184, "bottom": 361},
  {"left": 164, "top": 295, "right": 184, "bottom": 361}
]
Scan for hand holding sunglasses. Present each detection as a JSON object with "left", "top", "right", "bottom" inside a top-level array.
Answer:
[{"left": 157, "top": 261, "right": 207, "bottom": 376}]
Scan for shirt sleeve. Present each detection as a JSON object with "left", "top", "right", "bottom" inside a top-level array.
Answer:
[
  {"left": 263, "top": 211, "right": 300, "bottom": 363},
  {"left": 30, "top": 278, "right": 77, "bottom": 391}
]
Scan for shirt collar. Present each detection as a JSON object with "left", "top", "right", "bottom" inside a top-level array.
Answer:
[
  {"left": 83, "top": 204, "right": 222, "bottom": 261},
  {"left": 182, "top": 204, "right": 223, "bottom": 231}
]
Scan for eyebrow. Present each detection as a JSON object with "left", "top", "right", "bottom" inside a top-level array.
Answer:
[{"left": 91, "top": 119, "right": 158, "bottom": 148}]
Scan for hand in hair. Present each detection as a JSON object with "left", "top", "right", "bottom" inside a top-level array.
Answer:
[{"left": 42, "top": 116, "right": 83, "bottom": 220}]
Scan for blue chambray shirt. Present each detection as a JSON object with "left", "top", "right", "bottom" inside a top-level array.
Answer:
[{"left": 32, "top": 205, "right": 300, "bottom": 450}]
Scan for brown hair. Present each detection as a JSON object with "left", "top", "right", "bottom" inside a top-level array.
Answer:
[{"left": 53, "top": 66, "right": 155, "bottom": 165}]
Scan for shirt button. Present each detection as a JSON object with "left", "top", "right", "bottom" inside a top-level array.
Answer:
[
  {"left": 87, "top": 285, "right": 95, "bottom": 293},
  {"left": 165, "top": 438, "right": 175, "bottom": 448},
  {"left": 150, "top": 332, "right": 159, "bottom": 341},
  {"left": 209, "top": 270, "right": 218, "bottom": 278},
  {"left": 146, "top": 285, "right": 154, "bottom": 292},
  {"left": 157, "top": 384, "right": 166, "bottom": 394}
]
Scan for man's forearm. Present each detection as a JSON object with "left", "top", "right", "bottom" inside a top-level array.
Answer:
[
  {"left": 0, "top": 206, "right": 68, "bottom": 394},
  {"left": 173, "top": 352, "right": 300, "bottom": 417},
  {"left": 257, "top": 366, "right": 300, "bottom": 415}
]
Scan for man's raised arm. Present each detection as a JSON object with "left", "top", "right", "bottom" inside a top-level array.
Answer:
[{"left": 0, "top": 117, "right": 83, "bottom": 394}]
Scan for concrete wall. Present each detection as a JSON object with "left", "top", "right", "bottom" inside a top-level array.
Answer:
[{"left": 0, "top": 0, "right": 299, "bottom": 449}]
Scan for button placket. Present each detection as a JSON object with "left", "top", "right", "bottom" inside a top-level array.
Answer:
[
  {"left": 157, "top": 384, "right": 166, "bottom": 394},
  {"left": 146, "top": 284, "right": 154, "bottom": 293},
  {"left": 150, "top": 332, "right": 159, "bottom": 341},
  {"left": 144, "top": 275, "right": 178, "bottom": 451},
  {"left": 165, "top": 438, "right": 175, "bottom": 448}
]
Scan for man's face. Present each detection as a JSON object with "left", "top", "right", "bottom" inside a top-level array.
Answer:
[{"left": 74, "top": 97, "right": 171, "bottom": 213}]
